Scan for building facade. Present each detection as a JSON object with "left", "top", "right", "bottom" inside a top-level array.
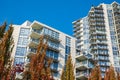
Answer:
[
  {"left": 73, "top": 17, "right": 94, "bottom": 80},
  {"left": 73, "top": 1, "right": 120, "bottom": 79},
  {"left": 11, "top": 20, "right": 76, "bottom": 80}
]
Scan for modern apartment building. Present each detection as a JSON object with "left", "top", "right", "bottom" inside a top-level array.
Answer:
[
  {"left": 73, "top": 1, "right": 120, "bottom": 79},
  {"left": 11, "top": 20, "right": 76, "bottom": 80},
  {"left": 73, "top": 17, "right": 94, "bottom": 80}
]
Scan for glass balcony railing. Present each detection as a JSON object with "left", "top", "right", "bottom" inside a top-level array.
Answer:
[
  {"left": 98, "top": 57, "right": 109, "bottom": 61},
  {"left": 27, "top": 48, "right": 36, "bottom": 57},
  {"left": 28, "top": 48, "right": 36, "bottom": 53},
  {"left": 30, "top": 39, "right": 39, "bottom": 43},
  {"left": 99, "top": 63, "right": 110, "bottom": 66},
  {"left": 76, "top": 71, "right": 88, "bottom": 78},
  {"left": 32, "top": 29, "right": 42, "bottom": 34},
  {"left": 76, "top": 62, "right": 88, "bottom": 69}
]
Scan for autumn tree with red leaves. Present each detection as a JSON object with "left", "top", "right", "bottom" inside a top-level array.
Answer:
[
  {"left": 88, "top": 64, "right": 102, "bottom": 80},
  {"left": 23, "top": 36, "right": 54, "bottom": 80},
  {"left": 104, "top": 65, "right": 116, "bottom": 80},
  {"left": 117, "top": 72, "right": 120, "bottom": 80},
  {"left": 0, "top": 22, "right": 14, "bottom": 80}
]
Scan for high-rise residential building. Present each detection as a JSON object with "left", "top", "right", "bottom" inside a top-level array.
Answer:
[
  {"left": 73, "top": 1, "right": 120, "bottom": 79},
  {"left": 11, "top": 20, "right": 76, "bottom": 80},
  {"left": 73, "top": 17, "right": 94, "bottom": 80}
]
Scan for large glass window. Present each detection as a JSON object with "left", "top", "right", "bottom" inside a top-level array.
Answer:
[
  {"left": 15, "top": 47, "right": 26, "bottom": 56},
  {"left": 54, "top": 63, "right": 58, "bottom": 70},
  {"left": 48, "top": 30, "right": 52, "bottom": 36},
  {"left": 14, "top": 57, "right": 24, "bottom": 65},
  {"left": 65, "top": 46, "right": 71, "bottom": 54},
  {"left": 54, "top": 52, "right": 58, "bottom": 59},
  {"left": 53, "top": 73, "right": 58, "bottom": 77},
  {"left": 46, "top": 50, "right": 50, "bottom": 57},
  {"left": 17, "top": 37, "right": 28, "bottom": 46},
  {"left": 65, "top": 37, "right": 71, "bottom": 63},
  {"left": 52, "top": 31, "right": 55, "bottom": 38},
  {"left": 66, "top": 37, "right": 71, "bottom": 46},
  {"left": 44, "top": 28, "right": 48, "bottom": 34},
  {"left": 20, "top": 28, "right": 30, "bottom": 36},
  {"left": 50, "top": 51, "right": 54, "bottom": 58}
]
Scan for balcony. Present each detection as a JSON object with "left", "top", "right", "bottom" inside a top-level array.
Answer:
[
  {"left": 90, "top": 37, "right": 97, "bottom": 40},
  {"left": 89, "top": 19, "right": 95, "bottom": 22},
  {"left": 98, "top": 46, "right": 108, "bottom": 50},
  {"left": 97, "top": 41, "right": 107, "bottom": 45},
  {"left": 31, "top": 22, "right": 43, "bottom": 29},
  {"left": 76, "top": 30, "right": 83, "bottom": 34},
  {"left": 76, "top": 72, "right": 88, "bottom": 80},
  {"left": 48, "top": 46, "right": 60, "bottom": 53},
  {"left": 116, "top": 25, "right": 120, "bottom": 30},
  {"left": 99, "top": 63, "right": 110, "bottom": 67},
  {"left": 76, "top": 62, "right": 88, "bottom": 70},
  {"left": 115, "top": 23, "right": 120, "bottom": 27},
  {"left": 51, "top": 67, "right": 58, "bottom": 73},
  {"left": 96, "top": 23, "right": 105, "bottom": 26},
  {"left": 73, "top": 22, "right": 80, "bottom": 28},
  {"left": 73, "top": 26, "right": 81, "bottom": 32},
  {"left": 98, "top": 57, "right": 109, "bottom": 61},
  {"left": 24, "top": 62, "right": 30, "bottom": 67},
  {"left": 90, "top": 41, "right": 97, "bottom": 45},
  {"left": 98, "top": 52, "right": 109, "bottom": 56},
  {"left": 27, "top": 48, "right": 36, "bottom": 58},
  {"left": 94, "top": 10, "right": 103, "bottom": 13},
  {"left": 90, "top": 47, "right": 98, "bottom": 50},
  {"left": 96, "top": 31, "right": 106, "bottom": 35},
  {"left": 46, "top": 56, "right": 59, "bottom": 63},
  {"left": 89, "top": 23, "right": 96, "bottom": 26},
  {"left": 91, "top": 40, "right": 107, "bottom": 44},
  {"left": 95, "top": 15, "right": 104, "bottom": 18},
  {"left": 76, "top": 53, "right": 87, "bottom": 61},
  {"left": 44, "top": 34, "right": 60, "bottom": 43},
  {"left": 28, "top": 39, "right": 39, "bottom": 47},
  {"left": 53, "top": 58, "right": 59, "bottom": 63},
  {"left": 89, "top": 15, "right": 95, "bottom": 18},
  {"left": 76, "top": 34, "right": 82, "bottom": 39},
  {"left": 30, "top": 29, "right": 42, "bottom": 38}
]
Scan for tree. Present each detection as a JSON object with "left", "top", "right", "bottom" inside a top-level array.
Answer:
[
  {"left": 0, "top": 23, "right": 14, "bottom": 80},
  {"left": 117, "top": 72, "right": 120, "bottom": 80},
  {"left": 61, "top": 54, "right": 75, "bottom": 80},
  {"left": 0, "top": 22, "right": 6, "bottom": 39},
  {"left": 23, "top": 36, "right": 54, "bottom": 80},
  {"left": 104, "top": 65, "right": 117, "bottom": 80},
  {"left": 88, "top": 64, "right": 102, "bottom": 80},
  {"left": 61, "top": 68, "right": 65, "bottom": 80}
]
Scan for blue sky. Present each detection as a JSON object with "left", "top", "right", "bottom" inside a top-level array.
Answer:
[{"left": 0, "top": 0, "right": 120, "bottom": 36}]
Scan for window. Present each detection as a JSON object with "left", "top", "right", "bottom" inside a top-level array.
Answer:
[
  {"left": 15, "top": 47, "right": 26, "bottom": 56},
  {"left": 66, "top": 37, "right": 71, "bottom": 46},
  {"left": 17, "top": 37, "right": 28, "bottom": 46},
  {"left": 65, "top": 55, "right": 68, "bottom": 63},
  {"left": 54, "top": 53, "right": 58, "bottom": 59},
  {"left": 65, "top": 46, "right": 70, "bottom": 54},
  {"left": 113, "top": 51, "right": 119, "bottom": 55},
  {"left": 65, "top": 37, "right": 71, "bottom": 62},
  {"left": 54, "top": 63, "right": 58, "bottom": 70},
  {"left": 46, "top": 50, "right": 49, "bottom": 57},
  {"left": 20, "top": 28, "right": 30, "bottom": 36},
  {"left": 52, "top": 31, "right": 55, "bottom": 38},
  {"left": 14, "top": 57, "right": 24, "bottom": 65},
  {"left": 44, "top": 28, "right": 48, "bottom": 34},
  {"left": 49, "top": 51, "right": 53, "bottom": 58},
  {"left": 48, "top": 30, "right": 52, "bottom": 36},
  {"left": 53, "top": 73, "right": 58, "bottom": 77},
  {"left": 55, "top": 32, "right": 59, "bottom": 39}
]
